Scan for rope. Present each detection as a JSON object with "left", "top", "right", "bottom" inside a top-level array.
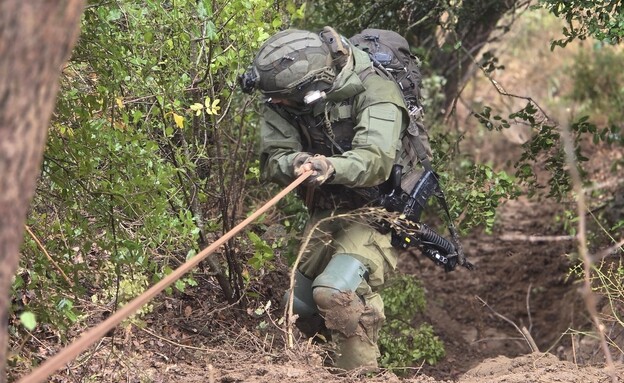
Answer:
[{"left": 17, "top": 171, "right": 312, "bottom": 383}]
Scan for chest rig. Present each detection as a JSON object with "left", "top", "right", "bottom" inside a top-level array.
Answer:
[
  {"left": 272, "top": 99, "right": 356, "bottom": 157},
  {"left": 271, "top": 99, "right": 383, "bottom": 211}
]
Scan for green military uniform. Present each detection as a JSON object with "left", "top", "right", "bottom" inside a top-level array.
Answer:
[{"left": 258, "top": 36, "right": 409, "bottom": 370}]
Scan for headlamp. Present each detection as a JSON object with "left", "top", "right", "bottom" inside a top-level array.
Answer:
[
  {"left": 303, "top": 90, "right": 326, "bottom": 105},
  {"left": 238, "top": 66, "right": 258, "bottom": 94}
]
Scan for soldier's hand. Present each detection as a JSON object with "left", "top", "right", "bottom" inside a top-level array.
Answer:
[
  {"left": 292, "top": 152, "right": 313, "bottom": 172},
  {"left": 294, "top": 154, "right": 335, "bottom": 187}
]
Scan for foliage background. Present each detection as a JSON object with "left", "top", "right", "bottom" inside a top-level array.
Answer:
[{"left": 13, "top": 0, "right": 302, "bottom": 338}]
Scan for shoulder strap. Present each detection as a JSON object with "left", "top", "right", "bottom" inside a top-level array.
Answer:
[{"left": 402, "top": 118, "right": 433, "bottom": 171}]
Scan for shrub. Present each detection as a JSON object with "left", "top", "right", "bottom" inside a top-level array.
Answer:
[{"left": 379, "top": 275, "right": 445, "bottom": 371}]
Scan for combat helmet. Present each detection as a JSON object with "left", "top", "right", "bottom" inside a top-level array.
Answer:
[{"left": 240, "top": 29, "right": 341, "bottom": 105}]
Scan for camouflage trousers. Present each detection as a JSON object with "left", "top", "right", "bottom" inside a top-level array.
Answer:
[{"left": 297, "top": 209, "right": 398, "bottom": 371}]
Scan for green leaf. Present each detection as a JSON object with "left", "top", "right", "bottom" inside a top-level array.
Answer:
[
  {"left": 144, "top": 31, "right": 154, "bottom": 44},
  {"left": 20, "top": 312, "right": 37, "bottom": 331},
  {"left": 107, "top": 9, "right": 122, "bottom": 22},
  {"left": 272, "top": 18, "right": 282, "bottom": 28},
  {"left": 205, "top": 21, "right": 217, "bottom": 40}
]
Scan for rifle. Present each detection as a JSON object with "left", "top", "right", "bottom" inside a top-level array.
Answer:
[{"left": 378, "top": 164, "right": 474, "bottom": 272}]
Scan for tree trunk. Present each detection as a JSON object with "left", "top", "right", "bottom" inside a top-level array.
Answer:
[
  {"left": 428, "top": 0, "right": 517, "bottom": 113},
  {"left": 0, "top": 1, "right": 85, "bottom": 380}
]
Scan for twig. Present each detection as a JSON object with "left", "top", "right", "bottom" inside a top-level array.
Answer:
[
  {"left": 593, "top": 238, "right": 624, "bottom": 262},
  {"left": 521, "top": 327, "right": 539, "bottom": 354},
  {"left": 499, "top": 233, "right": 577, "bottom": 242},
  {"left": 208, "top": 364, "right": 214, "bottom": 383},
  {"left": 139, "top": 326, "right": 226, "bottom": 353},
  {"left": 572, "top": 333, "right": 578, "bottom": 366},
  {"left": 583, "top": 178, "right": 624, "bottom": 193},
  {"left": 284, "top": 212, "right": 340, "bottom": 348},
  {"left": 199, "top": 294, "right": 244, "bottom": 318},
  {"left": 472, "top": 336, "right": 526, "bottom": 344},
  {"left": 70, "top": 338, "right": 106, "bottom": 369},
  {"left": 476, "top": 295, "right": 539, "bottom": 353},
  {"left": 24, "top": 225, "right": 73, "bottom": 287},
  {"left": 526, "top": 283, "right": 533, "bottom": 333},
  {"left": 561, "top": 125, "right": 618, "bottom": 383},
  {"left": 587, "top": 206, "right": 624, "bottom": 261}
]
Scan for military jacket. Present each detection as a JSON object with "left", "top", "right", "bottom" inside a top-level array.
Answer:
[{"left": 259, "top": 44, "right": 409, "bottom": 210}]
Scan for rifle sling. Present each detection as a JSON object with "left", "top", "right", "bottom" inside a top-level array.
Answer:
[{"left": 406, "top": 131, "right": 467, "bottom": 266}]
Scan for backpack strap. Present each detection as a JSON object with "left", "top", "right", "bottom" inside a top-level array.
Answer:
[{"left": 404, "top": 106, "right": 432, "bottom": 171}]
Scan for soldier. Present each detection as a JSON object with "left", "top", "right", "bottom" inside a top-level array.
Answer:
[{"left": 239, "top": 27, "right": 414, "bottom": 371}]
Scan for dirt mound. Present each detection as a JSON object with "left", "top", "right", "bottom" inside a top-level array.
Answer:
[
  {"left": 402, "top": 197, "right": 587, "bottom": 379},
  {"left": 460, "top": 353, "right": 622, "bottom": 383}
]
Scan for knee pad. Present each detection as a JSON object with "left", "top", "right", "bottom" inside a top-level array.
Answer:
[
  {"left": 311, "top": 254, "right": 369, "bottom": 337},
  {"left": 312, "top": 253, "right": 368, "bottom": 293}
]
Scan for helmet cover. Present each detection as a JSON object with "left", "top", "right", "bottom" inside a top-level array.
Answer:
[{"left": 253, "top": 29, "right": 336, "bottom": 102}]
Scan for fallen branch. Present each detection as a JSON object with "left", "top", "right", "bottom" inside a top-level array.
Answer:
[
  {"left": 476, "top": 295, "right": 539, "bottom": 353},
  {"left": 24, "top": 225, "right": 73, "bottom": 288},
  {"left": 499, "top": 233, "right": 577, "bottom": 242}
]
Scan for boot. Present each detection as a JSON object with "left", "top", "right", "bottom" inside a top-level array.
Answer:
[{"left": 334, "top": 333, "right": 379, "bottom": 372}]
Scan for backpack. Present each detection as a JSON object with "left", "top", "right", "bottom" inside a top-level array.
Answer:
[
  {"left": 349, "top": 29, "right": 423, "bottom": 111},
  {"left": 349, "top": 28, "right": 431, "bottom": 176}
]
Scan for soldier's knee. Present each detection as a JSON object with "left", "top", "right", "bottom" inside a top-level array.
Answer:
[{"left": 311, "top": 254, "right": 370, "bottom": 336}]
